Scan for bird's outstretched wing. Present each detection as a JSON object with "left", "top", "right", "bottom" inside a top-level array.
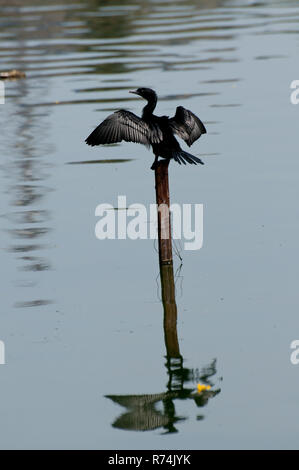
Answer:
[
  {"left": 85, "top": 110, "right": 163, "bottom": 147},
  {"left": 169, "top": 106, "right": 207, "bottom": 147}
]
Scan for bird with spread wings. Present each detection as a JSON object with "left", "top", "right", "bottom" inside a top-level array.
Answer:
[{"left": 85, "top": 88, "right": 207, "bottom": 170}]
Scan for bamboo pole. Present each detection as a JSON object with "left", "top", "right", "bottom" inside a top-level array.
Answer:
[{"left": 154, "top": 159, "right": 173, "bottom": 265}]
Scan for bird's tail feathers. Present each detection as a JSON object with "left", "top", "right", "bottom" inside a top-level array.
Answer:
[{"left": 173, "top": 150, "right": 204, "bottom": 166}]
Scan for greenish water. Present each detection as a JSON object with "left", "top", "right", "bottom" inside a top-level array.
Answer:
[{"left": 0, "top": 0, "right": 299, "bottom": 449}]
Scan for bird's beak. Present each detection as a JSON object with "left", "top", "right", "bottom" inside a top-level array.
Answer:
[{"left": 129, "top": 90, "right": 140, "bottom": 96}]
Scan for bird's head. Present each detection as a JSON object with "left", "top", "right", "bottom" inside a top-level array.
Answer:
[{"left": 129, "top": 87, "right": 157, "bottom": 102}]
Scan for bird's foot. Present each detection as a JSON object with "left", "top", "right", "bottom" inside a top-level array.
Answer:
[{"left": 151, "top": 159, "right": 158, "bottom": 170}]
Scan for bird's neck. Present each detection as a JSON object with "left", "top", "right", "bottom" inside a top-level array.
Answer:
[{"left": 142, "top": 97, "right": 157, "bottom": 118}]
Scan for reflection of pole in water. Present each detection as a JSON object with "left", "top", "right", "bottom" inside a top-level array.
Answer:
[{"left": 160, "top": 263, "right": 180, "bottom": 359}]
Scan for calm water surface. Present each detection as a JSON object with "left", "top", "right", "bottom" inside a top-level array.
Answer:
[{"left": 0, "top": 0, "right": 299, "bottom": 449}]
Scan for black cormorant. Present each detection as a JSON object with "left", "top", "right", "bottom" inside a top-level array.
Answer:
[{"left": 85, "top": 88, "right": 207, "bottom": 170}]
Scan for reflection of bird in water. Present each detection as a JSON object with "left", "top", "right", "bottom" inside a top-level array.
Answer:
[
  {"left": 106, "top": 388, "right": 220, "bottom": 433},
  {"left": 85, "top": 88, "right": 207, "bottom": 170},
  {"left": 106, "top": 392, "right": 184, "bottom": 432}
]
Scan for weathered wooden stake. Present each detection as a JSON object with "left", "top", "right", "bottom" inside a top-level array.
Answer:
[{"left": 154, "top": 159, "right": 173, "bottom": 265}]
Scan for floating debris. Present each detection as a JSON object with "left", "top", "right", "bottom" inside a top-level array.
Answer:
[
  {"left": 0, "top": 69, "right": 26, "bottom": 79},
  {"left": 197, "top": 383, "right": 211, "bottom": 393}
]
